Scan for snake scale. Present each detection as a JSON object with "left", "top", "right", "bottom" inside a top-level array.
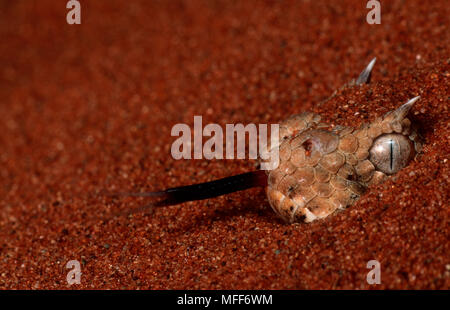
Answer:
[{"left": 111, "top": 58, "right": 422, "bottom": 223}]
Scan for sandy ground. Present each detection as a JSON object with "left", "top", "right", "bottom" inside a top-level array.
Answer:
[{"left": 0, "top": 0, "right": 448, "bottom": 289}]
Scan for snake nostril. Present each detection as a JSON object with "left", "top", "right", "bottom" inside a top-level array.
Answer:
[
  {"left": 302, "top": 139, "right": 313, "bottom": 156},
  {"left": 346, "top": 174, "right": 355, "bottom": 181}
]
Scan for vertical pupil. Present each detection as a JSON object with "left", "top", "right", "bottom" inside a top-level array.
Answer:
[
  {"left": 369, "top": 133, "right": 414, "bottom": 175},
  {"left": 389, "top": 138, "right": 394, "bottom": 171}
]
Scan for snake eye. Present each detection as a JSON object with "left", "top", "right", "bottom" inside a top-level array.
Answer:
[{"left": 369, "top": 134, "right": 414, "bottom": 175}]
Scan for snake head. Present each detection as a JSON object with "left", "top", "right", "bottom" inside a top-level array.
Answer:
[
  {"left": 263, "top": 58, "right": 424, "bottom": 223},
  {"left": 265, "top": 97, "right": 422, "bottom": 223}
]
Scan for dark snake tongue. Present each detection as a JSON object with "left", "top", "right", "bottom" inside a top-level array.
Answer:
[{"left": 107, "top": 170, "right": 268, "bottom": 217}]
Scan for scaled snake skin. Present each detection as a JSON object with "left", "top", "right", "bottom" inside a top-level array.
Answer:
[{"left": 262, "top": 60, "right": 422, "bottom": 223}]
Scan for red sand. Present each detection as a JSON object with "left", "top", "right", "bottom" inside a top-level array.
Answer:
[{"left": 0, "top": 0, "right": 448, "bottom": 289}]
